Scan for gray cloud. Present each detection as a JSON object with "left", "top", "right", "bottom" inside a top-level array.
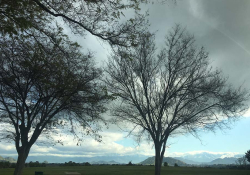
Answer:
[{"left": 143, "top": 0, "right": 250, "bottom": 90}]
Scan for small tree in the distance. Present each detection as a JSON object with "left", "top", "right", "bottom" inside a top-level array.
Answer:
[
  {"left": 246, "top": 150, "right": 250, "bottom": 163},
  {"left": 127, "top": 161, "right": 133, "bottom": 166},
  {"left": 84, "top": 162, "right": 91, "bottom": 166},
  {"left": 164, "top": 162, "right": 168, "bottom": 167}
]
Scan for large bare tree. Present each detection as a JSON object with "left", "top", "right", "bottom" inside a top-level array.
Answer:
[
  {"left": 105, "top": 25, "right": 248, "bottom": 175},
  {"left": 0, "top": 26, "right": 109, "bottom": 175}
]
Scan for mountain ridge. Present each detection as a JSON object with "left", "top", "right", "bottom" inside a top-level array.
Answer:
[
  {"left": 140, "top": 156, "right": 187, "bottom": 166},
  {"left": 0, "top": 151, "right": 243, "bottom": 165},
  {"left": 172, "top": 152, "right": 243, "bottom": 163},
  {"left": 91, "top": 160, "right": 120, "bottom": 164},
  {"left": 0, "top": 156, "right": 17, "bottom": 163},
  {"left": 209, "top": 157, "right": 238, "bottom": 165}
]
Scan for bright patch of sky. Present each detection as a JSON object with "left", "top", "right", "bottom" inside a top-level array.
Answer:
[{"left": 114, "top": 116, "right": 250, "bottom": 156}]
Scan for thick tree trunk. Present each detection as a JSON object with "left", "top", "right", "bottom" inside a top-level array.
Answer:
[
  {"left": 14, "top": 147, "right": 30, "bottom": 175},
  {"left": 155, "top": 143, "right": 162, "bottom": 175}
]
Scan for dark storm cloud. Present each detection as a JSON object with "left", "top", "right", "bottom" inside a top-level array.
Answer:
[
  {"left": 143, "top": 0, "right": 250, "bottom": 89},
  {"left": 192, "top": 0, "right": 250, "bottom": 86},
  {"left": 200, "top": 0, "right": 250, "bottom": 49}
]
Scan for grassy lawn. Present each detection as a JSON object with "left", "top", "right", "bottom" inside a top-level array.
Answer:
[{"left": 1, "top": 166, "right": 250, "bottom": 175}]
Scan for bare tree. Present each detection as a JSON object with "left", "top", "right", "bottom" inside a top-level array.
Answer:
[
  {"left": 0, "top": 26, "right": 109, "bottom": 175},
  {"left": 105, "top": 25, "right": 248, "bottom": 175},
  {"left": 242, "top": 156, "right": 248, "bottom": 166},
  {"left": 236, "top": 158, "right": 242, "bottom": 165}
]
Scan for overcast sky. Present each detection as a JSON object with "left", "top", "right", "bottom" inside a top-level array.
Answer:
[{"left": 1, "top": 0, "right": 250, "bottom": 160}]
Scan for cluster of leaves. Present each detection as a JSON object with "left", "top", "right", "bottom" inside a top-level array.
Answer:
[
  {"left": 0, "top": 0, "right": 149, "bottom": 47},
  {"left": 0, "top": 0, "right": 49, "bottom": 35}
]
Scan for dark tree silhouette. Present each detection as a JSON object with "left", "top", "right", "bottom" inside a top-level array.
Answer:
[
  {"left": 246, "top": 150, "right": 250, "bottom": 163},
  {"left": 0, "top": 26, "right": 109, "bottom": 175},
  {"left": 0, "top": 0, "right": 148, "bottom": 47},
  {"left": 105, "top": 25, "right": 248, "bottom": 175},
  {"left": 164, "top": 162, "right": 168, "bottom": 167}
]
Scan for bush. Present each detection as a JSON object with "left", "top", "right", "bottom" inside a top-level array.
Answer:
[
  {"left": 84, "top": 162, "right": 91, "bottom": 166},
  {"left": 174, "top": 163, "right": 178, "bottom": 167},
  {"left": 164, "top": 162, "right": 168, "bottom": 167}
]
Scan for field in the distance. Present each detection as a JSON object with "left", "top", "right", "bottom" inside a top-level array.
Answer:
[{"left": 1, "top": 166, "right": 250, "bottom": 175}]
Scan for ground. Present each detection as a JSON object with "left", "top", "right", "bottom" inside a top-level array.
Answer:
[{"left": 1, "top": 166, "right": 250, "bottom": 175}]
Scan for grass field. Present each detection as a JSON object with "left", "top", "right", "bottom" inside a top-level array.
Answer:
[{"left": 1, "top": 166, "right": 250, "bottom": 175}]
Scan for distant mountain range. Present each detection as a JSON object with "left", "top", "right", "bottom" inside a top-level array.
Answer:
[
  {"left": 91, "top": 160, "right": 120, "bottom": 164},
  {"left": 139, "top": 156, "right": 240, "bottom": 166},
  {"left": 209, "top": 157, "right": 238, "bottom": 165},
  {"left": 173, "top": 152, "right": 243, "bottom": 163},
  {"left": 0, "top": 151, "right": 244, "bottom": 165},
  {"left": 174, "top": 157, "right": 239, "bottom": 165},
  {"left": 140, "top": 156, "right": 187, "bottom": 166},
  {"left": 25, "top": 154, "right": 148, "bottom": 164},
  {"left": 173, "top": 157, "right": 201, "bottom": 165},
  {"left": 0, "top": 156, "right": 17, "bottom": 163}
]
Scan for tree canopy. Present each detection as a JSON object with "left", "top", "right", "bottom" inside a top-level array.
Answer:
[
  {"left": 0, "top": 0, "right": 148, "bottom": 47},
  {"left": 0, "top": 24, "right": 110, "bottom": 175}
]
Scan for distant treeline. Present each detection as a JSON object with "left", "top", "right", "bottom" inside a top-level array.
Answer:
[
  {"left": 28, "top": 161, "right": 47, "bottom": 167},
  {"left": 1, "top": 161, "right": 250, "bottom": 170},
  {"left": 0, "top": 161, "right": 16, "bottom": 168},
  {"left": 63, "top": 161, "right": 91, "bottom": 166},
  {"left": 0, "top": 161, "right": 47, "bottom": 169},
  {"left": 202, "top": 164, "right": 250, "bottom": 170}
]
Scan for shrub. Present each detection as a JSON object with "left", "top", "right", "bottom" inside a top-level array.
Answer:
[
  {"left": 84, "top": 162, "right": 91, "bottom": 166},
  {"left": 246, "top": 150, "right": 250, "bottom": 163},
  {"left": 164, "top": 162, "right": 168, "bottom": 167}
]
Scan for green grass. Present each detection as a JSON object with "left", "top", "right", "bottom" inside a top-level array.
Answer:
[{"left": 1, "top": 166, "right": 249, "bottom": 175}]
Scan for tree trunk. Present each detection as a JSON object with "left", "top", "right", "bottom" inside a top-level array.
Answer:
[
  {"left": 155, "top": 143, "right": 162, "bottom": 175},
  {"left": 14, "top": 147, "right": 30, "bottom": 175}
]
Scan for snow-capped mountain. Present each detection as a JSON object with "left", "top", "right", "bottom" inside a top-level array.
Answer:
[{"left": 171, "top": 151, "right": 243, "bottom": 163}]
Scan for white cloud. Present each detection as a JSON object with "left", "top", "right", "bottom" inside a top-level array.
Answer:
[
  {"left": 23, "top": 131, "right": 154, "bottom": 157},
  {"left": 243, "top": 108, "right": 250, "bottom": 118},
  {"left": 0, "top": 144, "right": 15, "bottom": 151}
]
